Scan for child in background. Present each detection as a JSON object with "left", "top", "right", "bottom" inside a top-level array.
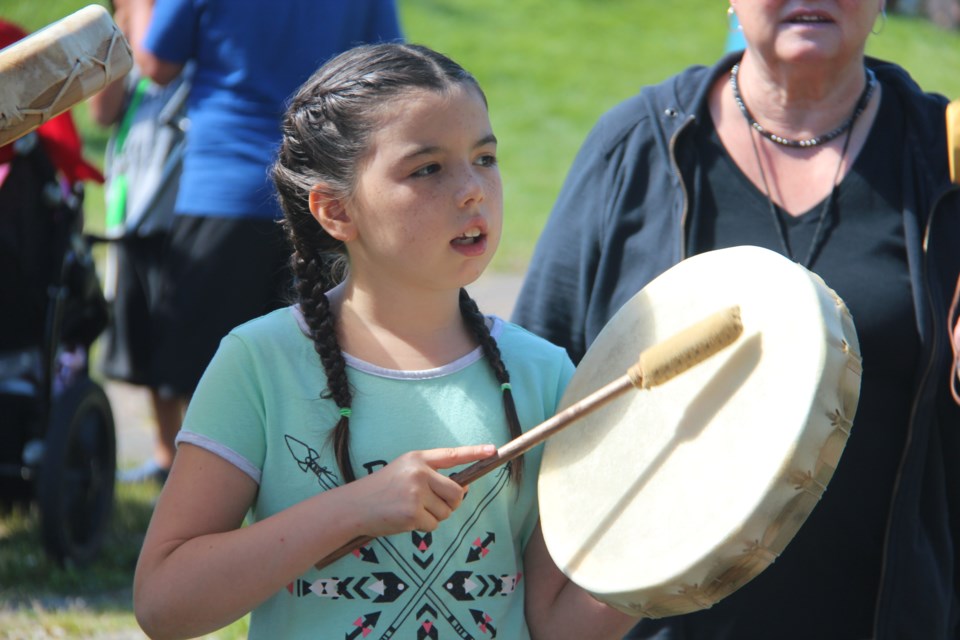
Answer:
[{"left": 132, "top": 43, "right": 637, "bottom": 639}]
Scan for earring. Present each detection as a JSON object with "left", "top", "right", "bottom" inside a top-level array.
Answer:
[
  {"left": 727, "top": 6, "right": 743, "bottom": 33},
  {"left": 872, "top": 9, "right": 887, "bottom": 35}
]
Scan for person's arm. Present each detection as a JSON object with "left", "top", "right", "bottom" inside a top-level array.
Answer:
[
  {"left": 87, "top": 0, "right": 147, "bottom": 126},
  {"left": 523, "top": 522, "right": 638, "bottom": 640},
  {"left": 133, "top": 442, "right": 497, "bottom": 640},
  {"left": 137, "top": 51, "right": 183, "bottom": 86},
  {"left": 136, "top": 0, "right": 187, "bottom": 86},
  {"left": 87, "top": 76, "right": 127, "bottom": 126}
]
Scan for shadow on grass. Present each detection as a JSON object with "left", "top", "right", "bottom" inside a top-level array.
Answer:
[
  {"left": 1, "top": 482, "right": 250, "bottom": 639},
  {"left": 0, "top": 481, "right": 157, "bottom": 611}
]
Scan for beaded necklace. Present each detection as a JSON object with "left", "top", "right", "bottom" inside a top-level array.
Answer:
[
  {"left": 732, "top": 66, "right": 877, "bottom": 267},
  {"left": 731, "top": 63, "right": 877, "bottom": 148}
]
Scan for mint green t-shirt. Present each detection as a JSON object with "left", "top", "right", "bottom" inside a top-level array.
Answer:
[{"left": 178, "top": 307, "right": 575, "bottom": 639}]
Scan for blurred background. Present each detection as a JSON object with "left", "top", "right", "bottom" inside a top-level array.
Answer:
[{"left": 0, "top": 1, "right": 958, "bottom": 637}]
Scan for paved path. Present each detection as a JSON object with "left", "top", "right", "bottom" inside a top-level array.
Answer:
[{"left": 107, "top": 271, "right": 526, "bottom": 467}]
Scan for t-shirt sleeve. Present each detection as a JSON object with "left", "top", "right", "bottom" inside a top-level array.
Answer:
[
  {"left": 177, "top": 333, "right": 267, "bottom": 481},
  {"left": 143, "top": 0, "right": 198, "bottom": 63}
]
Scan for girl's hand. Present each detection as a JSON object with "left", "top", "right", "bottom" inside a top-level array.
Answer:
[{"left": 350, "top": 444, "right": 496, "bottom": 538}]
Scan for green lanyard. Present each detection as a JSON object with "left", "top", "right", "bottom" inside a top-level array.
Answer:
[{"left": 106, "top": 78, "right": 151, "bottom": 231}]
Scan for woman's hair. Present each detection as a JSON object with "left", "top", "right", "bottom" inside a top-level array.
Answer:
[{"left": 271, "top": 43, "right": 524, "bottom": 484}]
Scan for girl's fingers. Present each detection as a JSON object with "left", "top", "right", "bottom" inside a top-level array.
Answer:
[{"left": 421, "top": 444, "right": 497, "bottom": 471}]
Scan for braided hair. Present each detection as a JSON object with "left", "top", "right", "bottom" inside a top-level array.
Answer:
[{"left": 271, "top": 43, "right": 524, "bottom": 484}]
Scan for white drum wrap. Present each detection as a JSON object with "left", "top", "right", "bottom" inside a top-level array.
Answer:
[{"left": 0, "top": 5, "right": 132, "bottom": 146}]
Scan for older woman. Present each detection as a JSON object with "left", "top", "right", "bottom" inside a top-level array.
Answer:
[{"left": 513, "top": 1, "right": 960, "bottom": 639}]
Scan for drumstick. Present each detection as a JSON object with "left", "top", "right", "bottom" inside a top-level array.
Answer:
[
  {"left": 0, "top": 5, "right": 132, "bottom": 146},
  {"left": 314, "top": 304, "right": 744, "bottom": 570},
  {"left": 948, "top": 99, "right": 960, "bottom": 184}
]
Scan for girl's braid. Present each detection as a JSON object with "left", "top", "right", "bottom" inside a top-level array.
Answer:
[
  {"left": 292, "top": 245, "right": 358, "bottom": 483},
  {"left": 459, "top": 288, "right": 524, "bottom": 484}
]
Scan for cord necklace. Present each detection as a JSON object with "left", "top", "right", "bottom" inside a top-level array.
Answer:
[{"left": 733, "top": 65, "right": 876, "bottom": 267}]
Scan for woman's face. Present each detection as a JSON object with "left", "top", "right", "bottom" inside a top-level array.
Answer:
[{"left": 731, "top": 0, "right": 883, "bottom": 67}]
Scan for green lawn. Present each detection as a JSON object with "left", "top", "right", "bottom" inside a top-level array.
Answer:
[
  {"left": 1, "top": 1, "right": 958, "bottom": 637},
  {"left": 2, "top": 0, "right": 957, "bottom": 270}
]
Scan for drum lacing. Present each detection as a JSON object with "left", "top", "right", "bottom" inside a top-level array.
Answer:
[
  {"left": 678, "top": 584, "right": 715, "bottom": 610},
  {"left": 741, "top": 540, "right": 779, "bottom": 566},
  {"left": 792, "top": 470, "right": 828, "bottom": 497},
  {"left": 15, "top": 28, "right": 121, "bottom": 126},
  {"left": 829, "top": 408, "right": 853, "bottom": 436}
]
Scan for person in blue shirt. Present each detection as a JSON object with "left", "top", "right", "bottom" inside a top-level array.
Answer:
[{"left": 129, "top": 0, "right": 403, "bottom": 482}]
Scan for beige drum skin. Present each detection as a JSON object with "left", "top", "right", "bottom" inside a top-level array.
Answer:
[{"left": 538, "top": 246, "right": 862, "bottom": 618}]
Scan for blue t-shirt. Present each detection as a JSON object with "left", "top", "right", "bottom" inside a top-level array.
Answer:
[{"left": 144, "top": 0, "right": 403, "bottom": 219}]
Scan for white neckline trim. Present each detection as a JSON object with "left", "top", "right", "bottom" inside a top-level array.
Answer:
[{"left": 289, "top": 305, "right": 505, "bottom": 381}]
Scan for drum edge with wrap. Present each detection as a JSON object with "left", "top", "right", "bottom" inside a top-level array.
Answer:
[
  {"left": 0, "top": 5, "right": 132, "bottom": 147},
  {"left": 538, "top": 245, "right": 862, "bottom": 618}
]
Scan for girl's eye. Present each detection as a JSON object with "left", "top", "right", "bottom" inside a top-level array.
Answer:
[
  {"left": 412, "top": 163, "right": 440, "bottom": 178},
  {"left": 476, "top": 153, "right": 498, "bottom": 168}
]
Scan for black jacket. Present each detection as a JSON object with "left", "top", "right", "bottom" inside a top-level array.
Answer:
[{"left": 514, "top": 53, "right": 960, "bottom": 639}]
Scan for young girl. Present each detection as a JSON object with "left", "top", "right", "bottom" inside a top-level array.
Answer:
[{"left": 133, "top": 43, "right": 637, "bottom": 640}]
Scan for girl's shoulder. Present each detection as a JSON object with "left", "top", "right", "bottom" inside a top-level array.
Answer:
[
  {"left": 493, "top": 317, "right": 575, "bottom": 368},
  {"left": 222, "top": 306, "right": 306, "bottom": 355}
]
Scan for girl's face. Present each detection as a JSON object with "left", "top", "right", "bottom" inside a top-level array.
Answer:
[
  {"left": 731, "top": 0, "right": 882, "bottom": 66},
  {"left": 341, "top": 84, "right": 502, "bottom": 295}
]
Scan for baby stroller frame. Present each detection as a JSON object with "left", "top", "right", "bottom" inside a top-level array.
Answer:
[{"left": 0, "top": 129, "right": 117, "bottom": 567}]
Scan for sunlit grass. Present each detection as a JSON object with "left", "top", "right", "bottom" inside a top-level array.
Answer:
[
  {"left": 2, "top": 0, "right": 955, "bottom": 270},
  {"left": 0, "top": 480, "right": 249, "bottom": 638}
]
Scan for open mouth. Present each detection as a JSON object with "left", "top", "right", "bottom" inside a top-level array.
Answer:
[
  {"left": 451, "top": 228, "right": 484, "bottom": 246},
  {"left": 786, "top": 13, "right": 832, "bottom": 24}
]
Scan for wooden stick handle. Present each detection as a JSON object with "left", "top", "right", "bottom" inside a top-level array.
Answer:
[
  {"left": 948, "top": 99, "right": 960, "bottom": 185},
  {"left": 314, "top": 305, "right": 743, "bottom": 569}
]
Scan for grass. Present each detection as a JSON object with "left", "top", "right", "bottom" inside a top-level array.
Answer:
[
  {"left": 0, "top": 1, "right": 958, "bottom": 637},
  {"left": 0, "top": 481, "right": 249, "bottom": 639},
  {"left": 0, "top": 482, "right": 155, "bottom": 638},
  {"left": 2, "top": 0, "right": 958, "bottom": 270}
]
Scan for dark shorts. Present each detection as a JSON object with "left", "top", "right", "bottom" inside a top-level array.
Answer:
[
  {"left": 98, "top": 233, "right": 168, "bottom": 385},
  {"left": 150, "top": 214, "right": 291, "bottom": 396}
]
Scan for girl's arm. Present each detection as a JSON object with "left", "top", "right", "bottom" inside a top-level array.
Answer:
[
  {"left": 523, "top": 522, "right": 639, "bottom": 640},
  {"left": 134, "top": 442, "right": 496, "bottom": 640}
]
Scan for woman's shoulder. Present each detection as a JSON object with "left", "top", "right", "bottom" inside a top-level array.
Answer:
[
  {"left": 869, "top": 58, "right": 950, "bottom": 161},
  {"left": 870, "top": 57, "right": 950, "bottom": 118},
  {"left": 587, "top": 56, "right": 729, "bottom": 149}
]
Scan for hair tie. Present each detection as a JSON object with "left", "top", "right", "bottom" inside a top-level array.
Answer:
[
  {"left": 339, "top": 407, "right": 352, "bottom": 418},
  {"left": 500, "top": 383, "right": 512, "bottom": 392}
]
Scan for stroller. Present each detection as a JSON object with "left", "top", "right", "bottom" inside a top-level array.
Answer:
[{"left": 0, "top": 104, "right": 117, "bottom": 566}]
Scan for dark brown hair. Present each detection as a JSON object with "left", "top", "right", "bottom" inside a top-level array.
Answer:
[{"left": 271, "top": 43, "right": 523, "bottom": 484}]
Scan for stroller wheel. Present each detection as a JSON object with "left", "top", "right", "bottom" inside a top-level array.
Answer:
[{"left": 37, "top": 376, "right": 117, "bottom": 566}]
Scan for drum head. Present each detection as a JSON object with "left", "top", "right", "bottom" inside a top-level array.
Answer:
[{"left": 538, "top": 246, "right": 861, "bottom": 617}]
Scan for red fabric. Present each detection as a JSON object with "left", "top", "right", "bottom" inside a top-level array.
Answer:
[
  {"left": 0, "top": 18, "right": 27, "bottom": 47},
  {"left": 0, "top": 18, "right": 105, "bottom": 184}
]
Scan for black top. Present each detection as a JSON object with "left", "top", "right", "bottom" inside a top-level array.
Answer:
[{"left": 684, "top": 85, "right": 919, "bottom": 638}]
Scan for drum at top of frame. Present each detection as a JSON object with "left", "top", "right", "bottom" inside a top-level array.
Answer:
[
  {"left": 0, "top": 5, "right": 132, "bottom": 147},
  {"left": 538, "top": 245, "right": 862, "bottom": 618}
]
